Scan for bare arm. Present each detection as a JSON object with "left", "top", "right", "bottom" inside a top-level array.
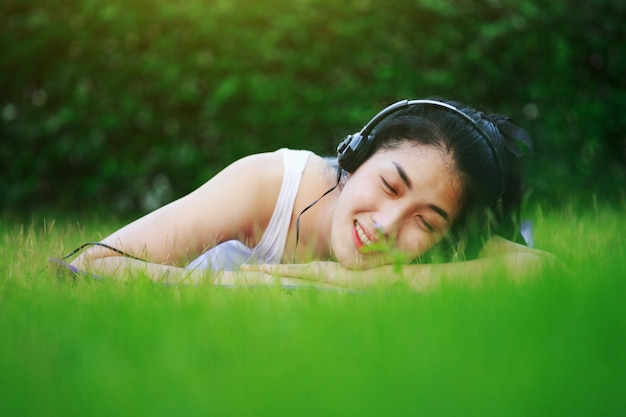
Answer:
[
  {"left": 61, "top": 256, "right": 345, "bottom": 289},
  {"left": 242, "top": 236, "right": 557, "bottom": 292},
  {"left": 71, "top": 151, "right": 284, "bottom": 270}
]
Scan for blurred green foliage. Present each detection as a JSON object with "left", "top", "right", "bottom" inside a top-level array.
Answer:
[{"left": 1, "top": 0, "right": 625, "bottom": 213}]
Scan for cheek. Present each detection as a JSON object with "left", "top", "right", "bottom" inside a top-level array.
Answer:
[
  {"left": 329, "top": 213, "right": 352, "bottom": 261},
  {"left": 334, "top": 182, "right": 375, "bottom": 224},
  {"left": 399, "top": 228, "right": 447, "bottom": 258},
  {"left": 341, "top": 174, "right": 380, "bottom": 208}
]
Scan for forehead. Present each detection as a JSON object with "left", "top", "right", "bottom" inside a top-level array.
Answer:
[{"left": 372, "top": 142, "right": 456, "bottom": 175}]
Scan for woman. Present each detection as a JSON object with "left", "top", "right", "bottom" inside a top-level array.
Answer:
[{"left": 64, "top": 99, "right": 551, "bottom": 290}]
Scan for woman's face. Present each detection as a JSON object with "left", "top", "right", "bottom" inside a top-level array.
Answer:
[{"left": 331, "top": 142, "right": 463, "bottom": 268}]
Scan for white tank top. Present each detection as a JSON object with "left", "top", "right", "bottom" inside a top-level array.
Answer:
[{"left": 185, "top": 149, "right": 312, "bottom": 271}]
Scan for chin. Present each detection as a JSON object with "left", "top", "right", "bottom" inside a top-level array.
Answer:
[
  {"left": 334, "top": 249, "right": 391, "bottom": 270},
  {"left": 331, "top": 244, "right": 361, "bottom": 270},
  {"left": 337, "top": 257, "right": 363, "bottom": 270},
  {"left": 332, "top": 249, "right": 359, "bottom": 269}
]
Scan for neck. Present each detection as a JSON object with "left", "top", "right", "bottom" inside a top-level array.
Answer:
[
  {"left": 292, "top": 167, "right": 344, "bottom": 262},
  {"left": 294, "top": 190, "right": 337, "bottom": 262}
]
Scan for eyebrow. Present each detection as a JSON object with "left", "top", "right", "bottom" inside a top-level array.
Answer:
[
  {"left": 428, "top": 204, "right": 450, "bottom": 222},
  {"left": 393, "top": 161, "right": 450, "bottom": 223},
  {"left": 393, "top": 161, "right": 413, "bottom": 190}
]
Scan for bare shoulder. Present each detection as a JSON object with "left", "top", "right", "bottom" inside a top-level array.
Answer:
[
  {"left": 213, "top": 150, "right": 285, "bottom": 184},
  {"left": 189, "top": 150, "right": 285, "bottom": 201},
  {"left": 187, "top": 149, "right": 287, "bottom": 227},
  {"left": 303, "top": 152, "right": 335, "bottom": 171},
  {"left": 299, "top": 153, "right": 339, "bottom": 193}
]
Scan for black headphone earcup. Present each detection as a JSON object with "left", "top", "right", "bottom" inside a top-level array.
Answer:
[{"left": 337, "top": 133, "right": 373, "bottom": 172}]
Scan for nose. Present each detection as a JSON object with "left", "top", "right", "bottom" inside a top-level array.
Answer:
[
  {"left": 373, "top": 221, "right": 388, "bottom": 238},
  {"left": 372, "top": 208, "right": 404, "bottom": 239}
]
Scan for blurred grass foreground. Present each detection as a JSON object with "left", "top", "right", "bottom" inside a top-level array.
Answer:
[{"left": 1, "top": 203, "right": 625, "bottom": 416}]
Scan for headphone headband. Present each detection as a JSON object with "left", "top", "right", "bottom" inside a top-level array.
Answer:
[{"left": 337, "top": 99, "right": 504, "bottom": 206}]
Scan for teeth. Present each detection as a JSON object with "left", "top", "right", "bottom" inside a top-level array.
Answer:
[{"left": 355, "top": 222, "right": 372, "bottom": 246}]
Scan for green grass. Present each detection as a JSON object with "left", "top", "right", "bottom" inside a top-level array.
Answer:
[{"left": 1, "top": 204, "right": 625, "bottom": 417}]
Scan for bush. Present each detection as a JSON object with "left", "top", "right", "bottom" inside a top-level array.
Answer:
[{"left": 2, "top": 0, "right": 624, "bottom": 213}]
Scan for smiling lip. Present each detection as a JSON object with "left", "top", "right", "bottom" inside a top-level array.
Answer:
[{"left": 353, "top": 221, "right": 373, "bottom": 250}]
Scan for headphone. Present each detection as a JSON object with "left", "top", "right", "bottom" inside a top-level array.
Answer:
[{"left": 336, "top": 99, "right": 505, "bottom": 204}]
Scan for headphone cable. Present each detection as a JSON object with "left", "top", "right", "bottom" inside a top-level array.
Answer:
[
  {"left": 294, "top": 165, "right": 343, "bottom": 254},
  {"left": 60, "top": 242, "right": 147, "bottom": 262}
]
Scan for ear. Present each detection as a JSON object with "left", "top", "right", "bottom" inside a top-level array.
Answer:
[{"left": 337, "top": 132, "right": 374, "bottom": 173}]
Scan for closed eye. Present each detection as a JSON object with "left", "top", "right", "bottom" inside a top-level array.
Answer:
[
  {"left": 417, "top": 215, "right": 434, "bottom": 232},
  {"left": 381, "top": 177, "right": 397, "bottom": 196}
]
